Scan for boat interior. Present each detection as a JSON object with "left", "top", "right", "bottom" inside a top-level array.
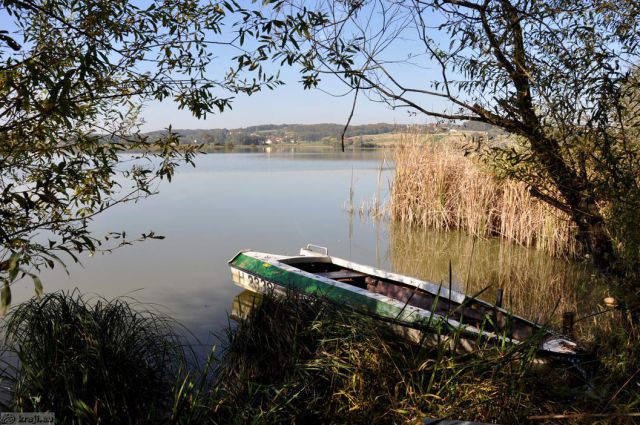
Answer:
[{"left": 281, "top": 256, "right": 536, "bottom": 341}]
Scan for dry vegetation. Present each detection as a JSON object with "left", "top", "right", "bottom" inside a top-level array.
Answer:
[
  {"left": 2, "top": 289, "right": 638, "bottom": 425},
  {"left": 212, "top": 292, "right": 640, "bottom": 425},
  {"left": 390, "top": 139, "right": 580, "bottom": 258}
]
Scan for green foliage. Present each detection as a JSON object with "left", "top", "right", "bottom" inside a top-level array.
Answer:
[
  {"left": 0, "top": 0, "right": 283, "bottom": 299},
  {"left": 0, "top": 291, "right": 188, "bottom": 424}
]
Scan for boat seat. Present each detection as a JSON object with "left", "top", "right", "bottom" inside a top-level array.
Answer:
[{"left": 317, "top": 270, "right": 366, "bottom": 280}]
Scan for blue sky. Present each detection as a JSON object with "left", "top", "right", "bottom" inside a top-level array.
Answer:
[
  {"left": 142, "top": 66, "right": 436, "bottom": 131},
  {"left": 142, "top": 1, "right": 450, "bottom": 131},
  {"left": 0, "top": 1, "right": 450, "bottom": 131}
]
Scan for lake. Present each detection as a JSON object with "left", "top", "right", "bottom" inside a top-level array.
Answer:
[{"left": 9, "top": 148, "right": 603, "bottom": 349}]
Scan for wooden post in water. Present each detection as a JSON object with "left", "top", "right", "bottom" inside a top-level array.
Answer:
[
  {"left": 562, "top": 311, "right": 576, "bottom": 337},
  {"left": 448, "top": 260, "right": 453, "bottom": 297},
  {"left": 495, "top": 288, "right": 503, "bottom": 309}
]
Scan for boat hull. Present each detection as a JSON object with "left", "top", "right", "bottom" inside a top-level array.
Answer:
[
  {"left": 229, "top": 261, "right": 475, "bottom": 351},
  {"left": 229, "top": 251, "right": 465, "bottom": 334},
  {"left": 228, "top": 249, "right": 589, "bottom": 362}
]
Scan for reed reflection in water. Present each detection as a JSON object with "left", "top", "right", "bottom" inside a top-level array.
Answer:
[{"left": 387, "top": 222, "right": 605, "bottom": 329}]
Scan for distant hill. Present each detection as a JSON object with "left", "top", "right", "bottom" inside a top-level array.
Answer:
[{"left": 142, "top": 122, "right": 504, "bottom": 146}]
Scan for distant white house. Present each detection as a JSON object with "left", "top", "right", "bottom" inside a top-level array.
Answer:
[{"left": 265, "top": 139, "right": 273, "bottom": 145}]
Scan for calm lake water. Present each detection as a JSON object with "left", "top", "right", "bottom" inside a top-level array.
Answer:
[{"left": 10, "top": 148, "right": 602, "bottom": 347}]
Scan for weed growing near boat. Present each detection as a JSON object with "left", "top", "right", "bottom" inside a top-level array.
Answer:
[
  {"left": 210, "top": 292, "right": 564, "bottom": 424},
  {"left": 208, "top": 291, "right": 640, "bottom": 424}
]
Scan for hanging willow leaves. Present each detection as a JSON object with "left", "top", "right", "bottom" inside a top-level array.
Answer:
[
  {"left": 0, "top": 0, "right": 291, "bottom": 302},
  {"left": 1, "top": 282, "right": 12, "bottom": 316}
]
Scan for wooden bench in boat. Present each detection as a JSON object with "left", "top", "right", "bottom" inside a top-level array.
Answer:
[{"left": 316, "top": 270, "right": 366, "bottom": 280}]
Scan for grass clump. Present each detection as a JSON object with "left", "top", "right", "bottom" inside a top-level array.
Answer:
[
  {"left": 210, "top": 293, "right": 562, "bottom": 424},
  {"left": 0, "top": 291, "right": 187, "bottom": 424},
  {"left": 210, "top": 291, "right": 640, "bottom": 424}
]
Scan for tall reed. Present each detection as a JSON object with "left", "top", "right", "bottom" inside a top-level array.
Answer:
[{"left": 391, "top": 140, "right": 579, "bottom": 257}]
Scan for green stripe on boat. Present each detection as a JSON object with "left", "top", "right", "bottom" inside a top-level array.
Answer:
[{"left": 230, "top": 252, "right": 442, "bottom": 327}]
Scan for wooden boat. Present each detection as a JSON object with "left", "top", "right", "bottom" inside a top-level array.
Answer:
[{"left": 228, "top": 245, "right": 588, "bottom": 361}]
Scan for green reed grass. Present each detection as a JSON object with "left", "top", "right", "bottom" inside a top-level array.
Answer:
[
  {"left": 209, "top": 292, "right": 566, "bottom": 424},
  {"left": 0, "top": 291, "right": 188, "bottom": 424},
  {"left": 1, "top": 290, "right": 638, "bottom": 424},
  {"left": 208, "top": 291, "right": 640, "bottom": 425}
]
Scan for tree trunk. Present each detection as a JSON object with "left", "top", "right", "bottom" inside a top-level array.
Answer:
[
  {"left": 573, "top": 211, "right": 617, "bottom": 273},
  {"left": 488, "top": 1, "right": 620, "bottom": 273},
  {"left": 526, "top": 135, "right": 618, "bottom": 272}
]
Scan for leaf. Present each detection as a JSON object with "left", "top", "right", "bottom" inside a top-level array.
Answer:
[
  {"left": 32, "top": 275, "right": 43, "bottom": 299},
  {"left": 7, "top": 252, "right": 20, "bottom": 283},
  {"left": 1, "top": 281, "right": 11, "bottom": 316}
]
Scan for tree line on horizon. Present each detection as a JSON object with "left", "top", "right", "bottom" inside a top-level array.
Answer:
[{"left": 141, "top": 121, "right": 502, "bottom": 145}]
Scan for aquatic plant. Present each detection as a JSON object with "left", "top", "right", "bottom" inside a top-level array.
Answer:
[
  {"left": 390, "top": 139, "right": 579, "bottom": 258},
  {"left": 1, "top": 290, "right": 638, "bottom": 424},
  {"left": 210, "top": 291, "right": 561, "bottom": 424}
]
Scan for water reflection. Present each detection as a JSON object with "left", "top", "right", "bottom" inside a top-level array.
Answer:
[
  {"left": 6, "top": 148, "right": 603, "bottom": 350},
  {"left": 230, "top": 290, "right": 263, "bottom": 323},
  {"left": 387, "top": 222, "right": 605, "bottom": 325}
]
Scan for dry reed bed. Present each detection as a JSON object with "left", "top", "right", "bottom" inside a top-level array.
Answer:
[{"left": 391, "top": 142, "right": 579, "bottom": 258}]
